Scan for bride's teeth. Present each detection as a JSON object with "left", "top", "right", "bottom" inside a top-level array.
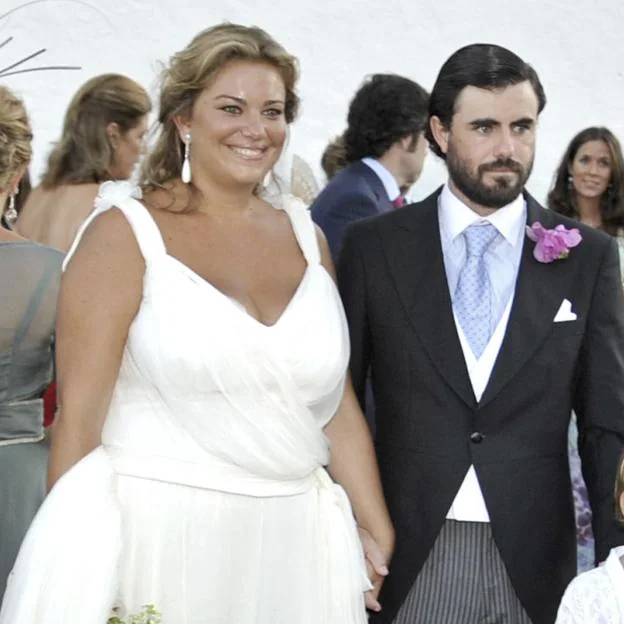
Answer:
[{"left": 231, "top": 147, "right": 264, "bottom": 158}]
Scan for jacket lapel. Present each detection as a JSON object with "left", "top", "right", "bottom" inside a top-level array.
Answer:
[
  {"left": 479, "top": 194, "right": 578, "bottom": 407},
  {"left": 380, "top": 190, "right": 477, "bottom": 408}
]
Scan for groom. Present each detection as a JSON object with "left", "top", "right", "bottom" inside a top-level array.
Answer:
[{"left": 338, "top": 43, "right": 624, "bottom": 624}]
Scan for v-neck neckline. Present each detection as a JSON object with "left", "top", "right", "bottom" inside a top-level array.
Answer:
[{"left": 165, "top": 254, "right": 313, "bottom": 329}]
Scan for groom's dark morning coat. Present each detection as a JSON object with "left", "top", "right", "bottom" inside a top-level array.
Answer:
[{"left": 338, "top": 188, "right": 624, "bottom": 624}]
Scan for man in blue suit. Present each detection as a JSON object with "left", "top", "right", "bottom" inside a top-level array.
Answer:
[{"left": 311, "top": 74, "right": 429, "bottom": 263}]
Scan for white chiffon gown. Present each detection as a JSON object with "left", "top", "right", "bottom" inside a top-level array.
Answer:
[{"left": 0, "top": 182, "right": 370, "bottom": 623}]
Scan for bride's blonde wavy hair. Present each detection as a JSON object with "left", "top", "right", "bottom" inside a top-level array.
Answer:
[{"left": 141, "top": 23, "right": 300, "bottom": 206}]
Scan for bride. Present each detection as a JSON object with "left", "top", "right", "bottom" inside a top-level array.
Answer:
[{"left": 0, "top": 23, "right": 394, "bottom": 624}]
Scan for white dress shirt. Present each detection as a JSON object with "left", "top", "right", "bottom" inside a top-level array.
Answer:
[
  {"left": 361, "top": 157, "right": 402, "bottom": 203},
  {"left": 438, "top": 183, "right": 526, "bottom": 522}
]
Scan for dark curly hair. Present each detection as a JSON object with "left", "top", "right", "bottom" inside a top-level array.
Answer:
[
  {"left": 426, "top": 43, "right": 546, "bottom": 160},
  {"left": 548, "top": 127, "right": 624, "bottom": 237},
  {"left": 342, "top": 74, "right": 429, "bottom": 163}
]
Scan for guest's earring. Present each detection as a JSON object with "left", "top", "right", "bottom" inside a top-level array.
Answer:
[
  {"left": 5, "top": 192, "right": 17, "bottom": 224},
  {"left": 567, "top": 174, "right": 574, "bottom": 190},
  {"left": 181, "top": 132, "right": 191, "bottom": 184}
]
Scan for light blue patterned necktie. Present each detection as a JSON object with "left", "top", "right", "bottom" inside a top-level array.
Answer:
[{"left": 454, "top": 223, "right": 499, "bottom": 359}]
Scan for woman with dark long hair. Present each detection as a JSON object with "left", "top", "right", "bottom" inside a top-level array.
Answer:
[
  {"left": 549, "top": 126, "right": 624, "bottom": 574},
  {"left": 549, "top": 126, "right": 624, "bottom": 276}
]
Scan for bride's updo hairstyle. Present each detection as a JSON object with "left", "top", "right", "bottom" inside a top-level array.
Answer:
[
  {"left": 0, "top": 86, "right": 32, "bottom": 194},
  {"left": 141, "top": 23, "right": 300, "bottom": 199}
]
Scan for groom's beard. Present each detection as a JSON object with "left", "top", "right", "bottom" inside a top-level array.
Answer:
[{"left": 447, "top": 150, "right": 533, "bottom": 209}]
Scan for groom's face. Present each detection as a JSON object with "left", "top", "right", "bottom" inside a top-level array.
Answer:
[{"left": 442, "top": 81, "right": 539, "bottom": 210}]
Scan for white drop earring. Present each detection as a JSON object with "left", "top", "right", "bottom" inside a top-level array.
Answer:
[
  {"left": 181, "top": 132, "right": 192, "bottom": 184},
  {"left": 4, "top": 192, "right": 17, "bottom": 225}
]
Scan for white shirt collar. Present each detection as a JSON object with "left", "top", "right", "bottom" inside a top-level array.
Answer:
[
  {"left": 439, "top": 183, "right": 526, "bottom": 247},
  {"left": 361, "top": 157, "right": 401, "bottom": 202}
]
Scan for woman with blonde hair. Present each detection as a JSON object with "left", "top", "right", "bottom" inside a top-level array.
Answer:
[
  {"left": 0, "top": 23, "right": 393, "bottom": 624},
  {"left": 15, "top": 73, "right": 151, "bottom": 252},
  {"left": 321, "top": 134, "right": 348, "bottom": 180},
  {"left": 0, "top": 86, "right": 62, "bottom": 601}
]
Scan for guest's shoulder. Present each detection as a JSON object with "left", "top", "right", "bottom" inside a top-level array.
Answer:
[
  {"left": 567, "top": 563, "right": 610, "bottom": 590},
  {"left": 0, "top": 236, "right": 63, "bottom": 261},
  {"left": 557, "top": 564, "right": 616, "bottom": 622},
  {"left": 350, "top": 187, "right": 442, "bottom": 233},
  {"left": 314, "top": 164, "right": 373, "bottom": 200},
  {"left": 0, "top": 240, "right": 64, "bottom": 286}
]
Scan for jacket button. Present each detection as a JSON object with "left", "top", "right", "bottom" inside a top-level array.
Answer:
[{"left": 470, "top": 432, "right": 484, "bottom": 444}]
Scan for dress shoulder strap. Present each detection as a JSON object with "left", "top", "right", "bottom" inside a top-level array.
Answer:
[
  {"left": 278, "top": 194, "right": 321, "bottom": 265},
  {"left": 63, "top": 182, "right": 166, "bottom": 271}
]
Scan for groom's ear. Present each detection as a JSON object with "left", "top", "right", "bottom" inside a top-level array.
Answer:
[{"left": 429, "top": 116, "right": 449, "bottom": 156}]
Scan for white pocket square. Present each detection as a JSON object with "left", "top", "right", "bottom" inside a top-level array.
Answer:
[{"left": 553, "top": 298, "right": 577, "bottom": 323}]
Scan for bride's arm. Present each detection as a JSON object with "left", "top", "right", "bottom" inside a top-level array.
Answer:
[
  {"left": 47, "top": 208, "right": 143, "bottom": 490},
  {"left": 324, "top": 380, "right": 395, "bottom": 608},
  {"left": 315, "top": 226, "right": 395, "bottom": 610}
]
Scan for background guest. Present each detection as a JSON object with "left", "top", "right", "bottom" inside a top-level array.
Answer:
[
  {"left": 0, "top": 85, "right": 62, "bottom": 601},
  {"left": 548, "top": 126, "right": 624, "bottom": 274},
  {"left": 310, "top": 73, "right": 429, "bottom": 263},
  {"left": 548, "top": 126, "right": 624, "bottom": 572},
  {"left": 321, "top": 134, "right": 347, "bottom": 181},
  {"left": 15, "top": 73, "right": 151, "bottom": 252},
  {"left": 555, "top": 451, "right": 624, "bottom": 622}
]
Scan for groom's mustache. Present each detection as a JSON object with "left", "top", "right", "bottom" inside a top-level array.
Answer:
[{"left": 479, "top": 158, "right": 524, "bottom": 174}]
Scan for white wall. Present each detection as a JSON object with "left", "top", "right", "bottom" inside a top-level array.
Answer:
[{"left": 2, "top": 0, "right": 623, "bottom": 204}]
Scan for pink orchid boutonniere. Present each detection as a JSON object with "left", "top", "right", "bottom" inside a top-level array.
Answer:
[{"left": 526, "top": 222, "right": 582, "bottom": 263}]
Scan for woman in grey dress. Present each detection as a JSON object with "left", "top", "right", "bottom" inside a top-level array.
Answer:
[{"left": 0, "top": 85, "right": 62, "bottom": 599}]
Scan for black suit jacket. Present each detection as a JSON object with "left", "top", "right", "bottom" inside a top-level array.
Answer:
[
  {"left": 310, "top": 161, "right": 393, "bottom": 265},
  {"left": 338, "top": 188, "right": 624, "bottom": 624}
]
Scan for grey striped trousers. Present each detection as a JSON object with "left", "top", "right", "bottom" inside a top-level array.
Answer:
[{"left": 393, "top": 520, "right": 533, "bottom": 624}]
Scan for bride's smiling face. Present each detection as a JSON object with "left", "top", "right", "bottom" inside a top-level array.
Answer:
[{"left": 181, "top": 59, "right": 288, "bottom": 188}]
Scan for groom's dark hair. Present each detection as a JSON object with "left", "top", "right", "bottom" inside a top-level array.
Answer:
[{"left": 426, "top": 43, "right": 546, "bottom": 160}]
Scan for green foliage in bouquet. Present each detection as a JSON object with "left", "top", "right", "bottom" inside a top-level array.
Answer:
[{"left": 107, "top": 604, "right": 162, "bottom": 624}]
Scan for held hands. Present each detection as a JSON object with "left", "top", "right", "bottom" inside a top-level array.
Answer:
[{"left": 358, "top": 526, "right": 391, "bottom": 613}]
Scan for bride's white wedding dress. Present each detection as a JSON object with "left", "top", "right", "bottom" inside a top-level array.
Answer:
[{"left": 0, "top": 182, "right": 370, "bottom": 623}]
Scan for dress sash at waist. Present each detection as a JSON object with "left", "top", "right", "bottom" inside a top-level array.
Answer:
[{"left": 107, "top": 444, "right": 321, "bottom": 497}]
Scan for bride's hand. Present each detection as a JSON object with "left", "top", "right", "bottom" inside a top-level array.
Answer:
[{"left": 358, "top": 526, "right": 391, "bottom": 612}]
